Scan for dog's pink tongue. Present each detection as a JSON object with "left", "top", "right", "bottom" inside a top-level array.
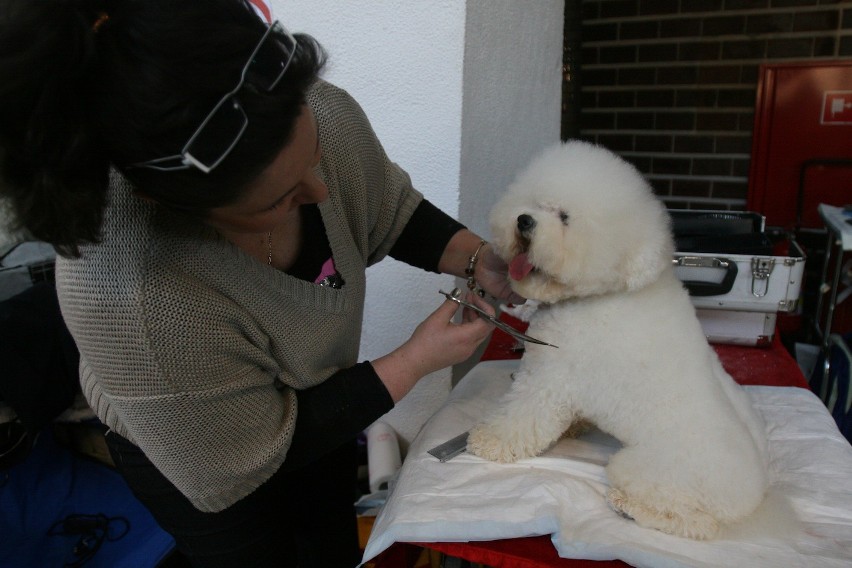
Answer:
[{"left": 509, "top": 253, "right": 534, "bottom": 281}]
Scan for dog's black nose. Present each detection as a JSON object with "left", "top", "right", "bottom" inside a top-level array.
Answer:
[{"left": 517, "top": 214, "right": 536, "bottom": 233}]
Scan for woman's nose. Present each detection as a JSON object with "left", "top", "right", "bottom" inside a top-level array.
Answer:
[{"left": 297, "top": 171, "right": 329, "bottom": 205}]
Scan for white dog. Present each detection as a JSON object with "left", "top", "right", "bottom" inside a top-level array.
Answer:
[{"left": 467, "top": 141, "right": 769, "bottom": 539}]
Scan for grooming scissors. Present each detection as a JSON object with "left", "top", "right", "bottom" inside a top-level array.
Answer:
[{"left": 439, "top": 288, "right": 558, "bottom": 348}]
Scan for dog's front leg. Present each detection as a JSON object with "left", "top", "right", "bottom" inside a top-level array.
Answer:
[{"left": 468, "top": 371, "right": 577, "bottom": 463}]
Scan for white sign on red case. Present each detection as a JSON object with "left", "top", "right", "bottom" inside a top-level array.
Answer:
[{"left": 821, "top": 91, "right": 852, "bottom": 125}]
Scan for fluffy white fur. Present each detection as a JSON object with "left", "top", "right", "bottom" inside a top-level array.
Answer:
[{"left": 467, "top": 141, "right": 770, "bottom": 540}]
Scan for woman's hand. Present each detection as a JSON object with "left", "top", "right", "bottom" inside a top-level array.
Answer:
[
  {"left": 438, "top": 230, "right": 526, "bottom": 305},
  {"left": 372, "top": 293, "right": 495, "bottom": 402},
  {"left": 476, "top": 243, "right": 526, "bottom": 305}
]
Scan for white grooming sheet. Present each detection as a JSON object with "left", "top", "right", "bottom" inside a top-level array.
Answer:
[{"left": 362, "top": 360, "right": 852, "bottom": 567}]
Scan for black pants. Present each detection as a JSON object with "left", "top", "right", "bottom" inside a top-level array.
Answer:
[{"left": 105, "top": 432, "right": 361, "bottom": 568}]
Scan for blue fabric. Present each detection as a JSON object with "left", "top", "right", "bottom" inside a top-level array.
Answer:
[{"left": 0, "top": 427, "right": 175, "bottom": 567}]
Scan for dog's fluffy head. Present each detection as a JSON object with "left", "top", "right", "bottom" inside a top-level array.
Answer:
[{"left": 489, "top": 141, "right": 674, "bottom": 303}]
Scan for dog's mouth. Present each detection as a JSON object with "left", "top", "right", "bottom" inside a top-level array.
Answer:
[{"left": 509, "top": 235, "right": 535, "bottom": 281}]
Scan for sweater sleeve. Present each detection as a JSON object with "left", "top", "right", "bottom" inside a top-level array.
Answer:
[
  {"left": 388, "top": 199, "right": 466, "bottom": 273},
  {"left": 283, "top": 362, "right": 393, "bottom": 471}
]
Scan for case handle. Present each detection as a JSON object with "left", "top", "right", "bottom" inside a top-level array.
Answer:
[{"left": 673, "top": 256, "right": 738, "bottom": 297}]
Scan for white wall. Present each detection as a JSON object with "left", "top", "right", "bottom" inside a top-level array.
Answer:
[
  {"left": 276, "top": 0, "right": 564, "bottom": 449},
  {"left": 460, "top": 1, "right": 565, "bottom": 236}
]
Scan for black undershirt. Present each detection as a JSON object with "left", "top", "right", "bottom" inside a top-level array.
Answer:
[{"left": 286, "top": 200, "right": 464, "bottom": 281}]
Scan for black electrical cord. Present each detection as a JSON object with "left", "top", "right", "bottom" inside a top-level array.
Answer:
[{"left": 47, "top": 513, "right": 130, "bottom": 567}]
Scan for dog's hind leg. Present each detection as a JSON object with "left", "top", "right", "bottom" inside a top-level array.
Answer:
[
  {"left": 468, "top": 378, "right": 577, "bottom": 463},
  {"left": 605, "top": 447, "right": 720, "bottom": 539}
]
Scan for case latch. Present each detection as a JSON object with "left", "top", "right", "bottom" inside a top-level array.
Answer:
[{"left": 751, "top": 257, "right": 775, "bottom": 297}]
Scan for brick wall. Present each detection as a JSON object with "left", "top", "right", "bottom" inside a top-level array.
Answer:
[{"left": 570, "top": 0, "right": 852, "bottom": 210}]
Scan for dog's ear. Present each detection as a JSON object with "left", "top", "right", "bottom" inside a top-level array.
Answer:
[
  {"left": 620, "top": 210, "right": 675, "bottom": 291},
  {"left": 622, "top": 244, "right": 670, "bottom": 291}
]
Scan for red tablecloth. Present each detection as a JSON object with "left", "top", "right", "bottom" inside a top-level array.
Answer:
[{"left": 373, "top": 313, "right": 809, "bottom": 567}]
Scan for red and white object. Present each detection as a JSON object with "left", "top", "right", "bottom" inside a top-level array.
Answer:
[{"left": 748, "top": 61, "right": 852, "bottom": 229}]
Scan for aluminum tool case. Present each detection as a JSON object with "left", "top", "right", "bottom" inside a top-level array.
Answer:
[
  {"left": 669, "top": 210, "right": 806, "bottom": 346},
  {"left": 693, "top": 309, "right": 778, "bottom": 347}
]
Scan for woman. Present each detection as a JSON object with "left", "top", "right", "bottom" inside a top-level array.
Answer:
[{"left": 0, "top": 1, "right": 521, "bottom": 565}]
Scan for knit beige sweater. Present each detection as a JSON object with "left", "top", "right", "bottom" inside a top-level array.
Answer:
[{"left": 56, "top": 81, "right": 422, "bottom": 512}]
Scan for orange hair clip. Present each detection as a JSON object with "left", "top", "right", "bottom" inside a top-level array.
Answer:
[{"left": 92, "top": 12, "right": 110, "bottom": 33}]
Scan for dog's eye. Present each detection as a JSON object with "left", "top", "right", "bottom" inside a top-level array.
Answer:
[{"left": 559, "top": 210, "right": 569, "bottom": 225}]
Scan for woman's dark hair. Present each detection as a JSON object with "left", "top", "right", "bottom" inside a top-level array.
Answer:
[{"left": 0, "top": 0, "right": 325, "bottom": 256}]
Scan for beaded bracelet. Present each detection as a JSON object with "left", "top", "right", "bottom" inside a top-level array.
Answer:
[{"left": 465, "top": 240, "right": 488, "bottom": 296}]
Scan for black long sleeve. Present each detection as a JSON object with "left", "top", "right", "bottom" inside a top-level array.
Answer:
[{"left": 388, "top": 199, "right": 466, "bottom": 273}]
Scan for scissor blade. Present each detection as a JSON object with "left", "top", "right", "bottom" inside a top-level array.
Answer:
[{"left": 438, "top": 290, "right": 558, "bottom": 348}]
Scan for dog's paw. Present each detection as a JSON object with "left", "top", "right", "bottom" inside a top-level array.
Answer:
[
  {"left": 605, "top": 488, "right": 720, "bottom": 540},
  {"left": 606, "top": 488, "right": 634, "bottom": 518},
  {"left": 467, "top": 424, "right": 536, "bottom": 463},
  {"left": 605, "top": 488, "right": 635, "bottom": 520}
]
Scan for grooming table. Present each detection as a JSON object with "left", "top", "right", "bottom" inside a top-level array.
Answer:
[{"left": 365, "top": 315, "right": 852, "bottom": 568}]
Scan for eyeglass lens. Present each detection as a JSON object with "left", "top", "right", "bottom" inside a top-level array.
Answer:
[
  {"left": 247, "top": 23, "right": 296, "bottom": 91},
  {"left": 184, "top": 100, "right": 248, "bottom": 171},
  {"left": 128, "top": 22, "right": 297, "bottom": 172},
  {"left": 184, "top": 24, "right": 295, "bottom": 171}
]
